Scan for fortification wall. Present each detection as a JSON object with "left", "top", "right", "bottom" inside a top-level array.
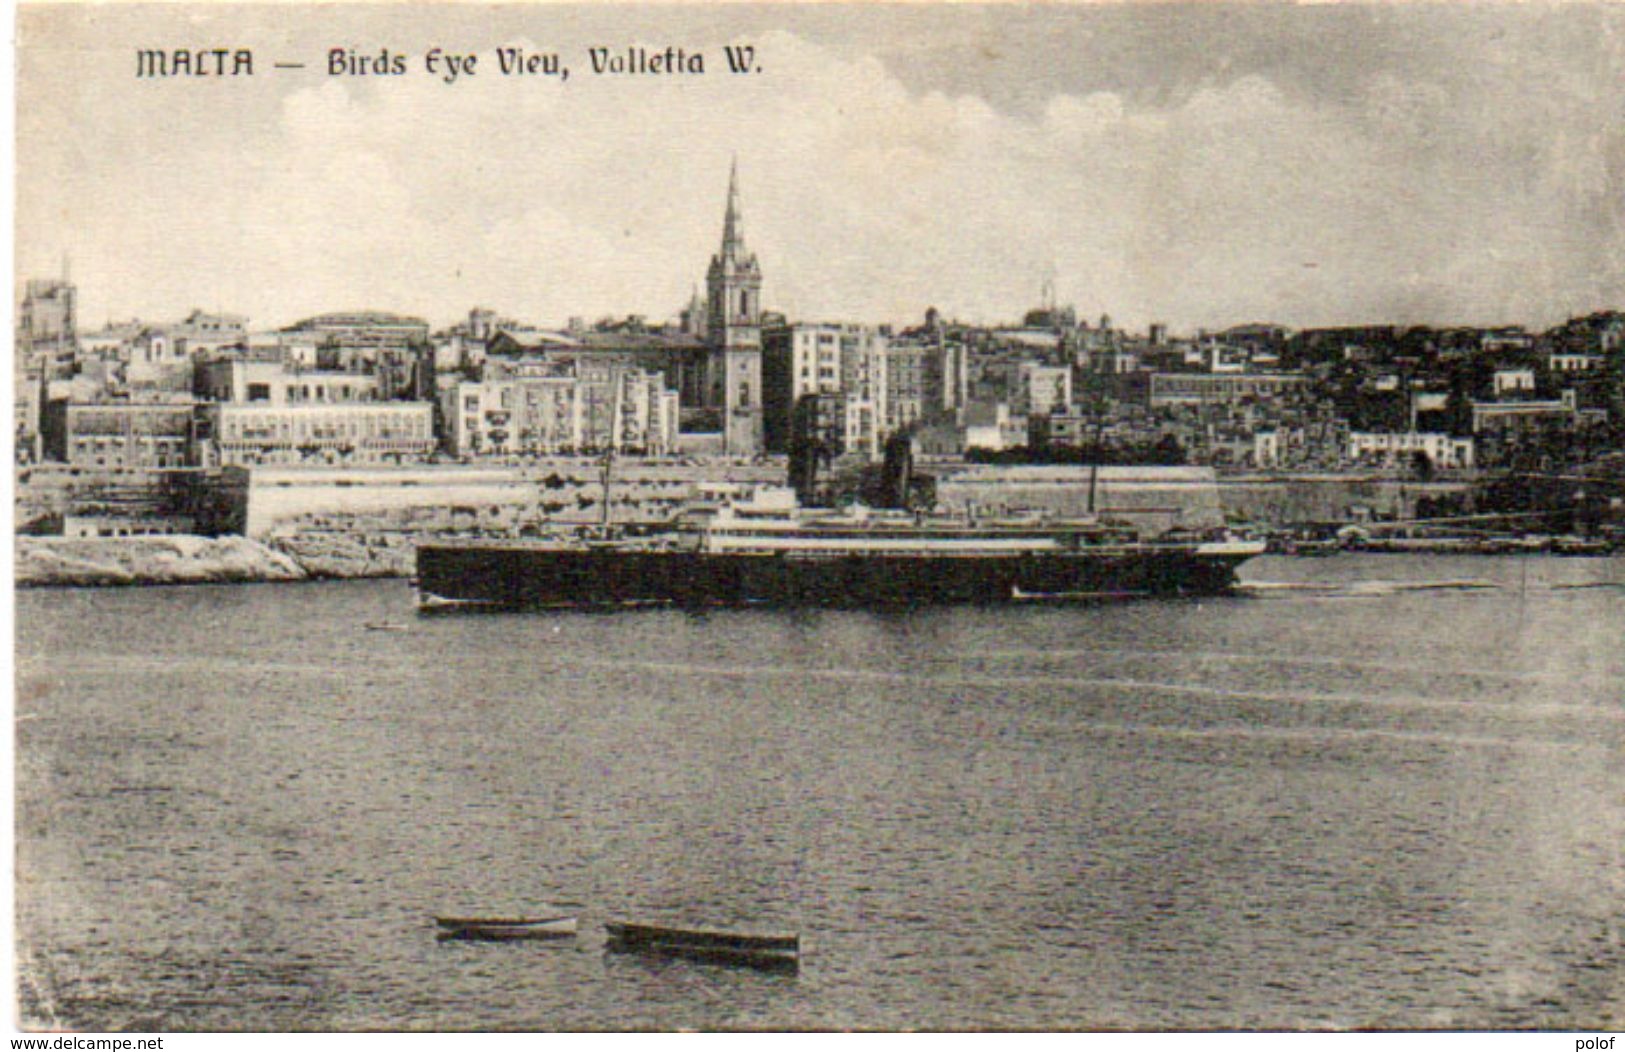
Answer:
[
  {"left": 933, "top": 465, "right": 1227, "bottom": 533},
  {"left": 1216, "top": 475, "right": 1473, "bottom": 526},
  {"left": 220, "top": 461, "right": 787, "bottom": 539}
]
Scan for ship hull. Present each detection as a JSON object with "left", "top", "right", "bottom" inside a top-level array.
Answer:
[{"left": 416, "top": 543, "right": 1258, "bottom": 610}]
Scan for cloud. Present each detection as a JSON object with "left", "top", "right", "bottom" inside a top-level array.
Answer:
[{"left": 17, "top": 14, "right": 1625, "bottom": 333}]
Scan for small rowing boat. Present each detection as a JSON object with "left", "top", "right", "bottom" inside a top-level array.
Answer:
[
  {"left": 435, "top": 915, "right": 578, "bottom": 941},
  {"left": 604, "top": 921, "right": 800, "bottom": 971}
]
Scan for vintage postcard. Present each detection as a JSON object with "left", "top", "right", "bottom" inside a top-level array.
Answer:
[{"left": 11, "top": 0, "right": 1625, "bottom": 1035}]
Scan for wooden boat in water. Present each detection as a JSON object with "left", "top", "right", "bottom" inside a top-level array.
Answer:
[
  {"left": 604, "top": 921, "right": 800, "bottom": 971},
  {"left": 435, "top": 915, "right": 578, "bottom": 941}
]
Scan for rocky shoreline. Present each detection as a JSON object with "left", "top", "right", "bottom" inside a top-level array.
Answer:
[{"left": 15, "top": 535, "right": 314, "bottom": 588}]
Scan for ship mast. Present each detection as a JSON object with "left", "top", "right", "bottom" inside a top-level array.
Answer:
[
  {"left": 1086, "top": 379, "right": 1105, "bottom": 518},
  {"left": 598, "top": 365, "right": 624, "bottom": 537}
]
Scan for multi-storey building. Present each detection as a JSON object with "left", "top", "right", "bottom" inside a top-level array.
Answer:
[
  {"left": 1492, "top": 368, "right": 1537, "bottom": 397},
  {"left": 439, "top": 365, "right": 679, "bottom": 458},
  {"left": 1148, "top": 372, "right": 1310, "bottom": 408},
  {"left": 200, "top": 402, "right": 435, "bottom": 466},
  {"left": 882, "top": 341, "right": 931, "bottom": 437},
  {"left": 16, "top": 277, "right": 79, "bottom": 459},
  {"left": 1470, "top": 390, "right": 1578, "bottom": 436},
  {"left": 1346, "top": 431, "right": 1475, "bottom": 470},
  {"left": 930, "top": 338, "right": 970, "bottom": 415},
  {"left": 761, "top": 323, "right": 889, "bottom": 457},
  {"left": 1549, "top": 352, "right": 1604, "bottom": 374},
  {"left": 1014, "top": 362, "right": 1072, "bottom": 416},
  {"left": 41, "top": 399, "right": 196, "bottom": 468},
  {"left": 195, "top": 357, "right": 382, "bottom": 405},
  {"left": 18, "top": 277, "right": 77, "bottom": 360}
]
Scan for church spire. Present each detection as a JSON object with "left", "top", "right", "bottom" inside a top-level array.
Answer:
[{"left": 721, "top": 154, "right": 744, "bottom": 260}]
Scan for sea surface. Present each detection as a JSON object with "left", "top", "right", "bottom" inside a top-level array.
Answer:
[{"left": 14, "top": 555, "right": 1625, "bottom": 1030}]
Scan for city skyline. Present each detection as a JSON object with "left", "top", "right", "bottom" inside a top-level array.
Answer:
[{"left": 16, "top": 3, "right": 1625, "bottom": 335}]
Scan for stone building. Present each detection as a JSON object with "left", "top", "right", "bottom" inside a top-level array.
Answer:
[
  {"left": 761, "top": 322, "right": 889, "bottom": 457},
  {"left": 195, "top": 357, "right": 381, "bottom": 405},
  {"left": 18, "top": 277, "right": 77, "bottom": 361},
  {"left": 704, "top": 160, "right": 764, "bottom": 455},
  {"left": 1346, "top": 431, "right": 1475, "bottom": 471},
  {"left": 1014, "top": 362, "right": 1073, "bottom": 417},
  {"left": 200, "top": 402, "right": 435, "bottom": 466},
  {"left": 41, "top": 399, "right": 196, "bottom": 468},
  {"left": 1148, "top": 372, "right": 1310, "bottom": 408},
  {"left": 439, "top": 365, "right": 679, "bottom": 458}
]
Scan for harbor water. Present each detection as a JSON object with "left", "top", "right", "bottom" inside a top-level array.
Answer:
[{"left": 14, "top": 555, "right": 1625, "bottom": 1030}]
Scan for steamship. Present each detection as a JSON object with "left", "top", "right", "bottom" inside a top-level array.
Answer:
[{"left": 414, "top": 484, "right": 1265, "bottom": 610}]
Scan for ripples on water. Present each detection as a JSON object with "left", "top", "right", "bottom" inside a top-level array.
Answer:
[{"left": 14, "top": 555, "right": 1625, "bottom": 1030}]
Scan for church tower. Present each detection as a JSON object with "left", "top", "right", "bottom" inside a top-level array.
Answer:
[{"left": 706, "top": 158, "right": 764, "bottom": 455}]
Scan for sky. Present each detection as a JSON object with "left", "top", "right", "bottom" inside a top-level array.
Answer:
[{"left": 14, "top": 3, "right": 1625, "bottom": 335}]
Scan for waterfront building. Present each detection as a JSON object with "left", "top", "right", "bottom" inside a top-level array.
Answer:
[
  {"left": 439, "top": 366, "right": 679, "bottom": 458},
  {"left": 41, "top": 398, "right": 197, "bottom": 469},
  {"left": 199, "top": 402, "right": 435, "bottom": 466},
  {"left": 61, "top": 513, "right": 196, "bottom": 539},
  {"left": 761, "top": 322, "right": 889, "bottom": 457},
  {"left": 1346, "top": 431, "right": 1475, "bottom": 471},
  {"left": 704, "top": 160, "right": 765, "bottom": 455}
]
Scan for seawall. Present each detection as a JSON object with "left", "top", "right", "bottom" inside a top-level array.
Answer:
[
  {"left": 15, "top": 465, "right": 1487, "bottom": 588},
  {"left": 227, "top": 460, "right": 785, "bottom": 539},
  {"left": 1215, "top": 474, "right": 1474, "bottom": 526},
  {"left": 932, "top": 464, "right": 1226, "bottom": 533}
]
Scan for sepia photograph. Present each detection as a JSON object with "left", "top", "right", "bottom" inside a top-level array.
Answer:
[{"left": 10, "top": 0, "right": 1625, "bottom": 1034}]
